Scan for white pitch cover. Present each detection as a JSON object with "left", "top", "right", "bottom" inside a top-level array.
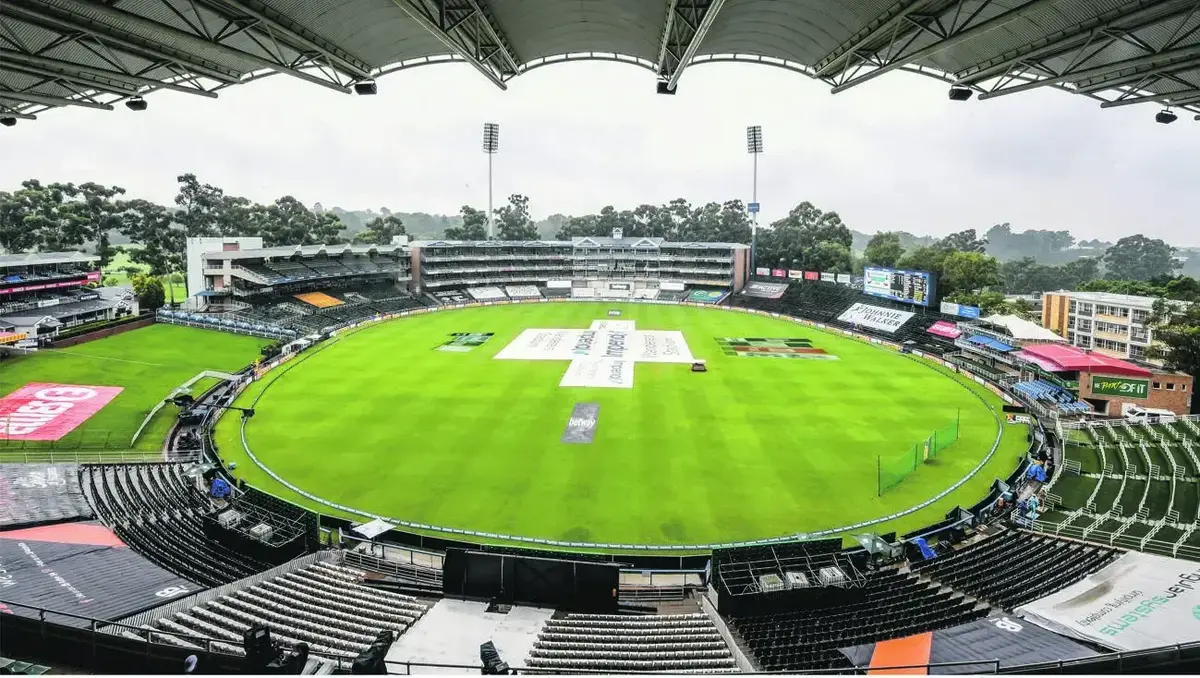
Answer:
[
  {"left": 589, "top": 320, "right": 637, "bottom": 332},
  {"left": 836, "top": 302, "right": 914, "bottom": 334},
  {"left": 1015, "top": 551, "right": 1200, "bottom": 651},
  {"left": 494, "top": 328, "right": 695, "bottom": 364},
  {"left": 559, "top": 358, "right": 634, "bottom": 388}
]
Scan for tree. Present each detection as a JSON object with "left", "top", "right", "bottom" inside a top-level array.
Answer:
[
  {"left": 260, "top": 196, "right": 317, "bottom": 246},
  {"left": 758, "top": 201, "right": 852, "bottom": 272},
  {"left": 354, "top": 214, "right": 407, "bottom": 245},
  {"left": 495, "top": 194, "right": 540, "bottom": 240},
  {"left": 1102, "top": 235, "right": 1178, "bottom": 281},
  {"left": 1148, "top": 299, "right": 1200, "bottom": 393},
  {"left": 130, "top": 272, "right": 166, "bottom": 310},
  {"left": 119, "top": 199, "right": 184, "bottom": 276},
  {"left": 941, "top": 251, "right": 1001, "bottom": 294},
  {"left": 174, "top": 173, "right": 225, "bottom": 237},
  {"left": 0, "top": 188, "right": 41, "bottom": 252},
  {"left": 938, "top": 228, "right": 988, "bottom": 253},
  {"left": 445, "top": 205, "right": 488, "bottom": 240},
  {"left": 863, "top": 231, "right": 905, "bottom": 268},
  {"left": 309, "top": 212, "right": 347, "bottom": 245},
  {"left": 1062, "top": 257, "right": 1101, "bottom": 289}
]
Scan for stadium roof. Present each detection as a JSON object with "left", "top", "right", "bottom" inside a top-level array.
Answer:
[
  {"left": 3, "top": 0, "right": 1200, "bottom": 124},
  {"left": 1020, "top": 342, "right": 1153, "bottom": 376},
  {"left": 0, "top": 251, "right": 97, "bottom": 267},
  {"left": 204, "top": 243, "right": 406, "bottom": 259},
  {"left": 979, "top": 313, "right": 1065, "bottom": 342}
]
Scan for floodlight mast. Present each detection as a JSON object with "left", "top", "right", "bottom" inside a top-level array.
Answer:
[
  {"left": 746, "top": 125, "right": 763, "bottom": 273},
  {"left": 483, "top": 123, "right": 500, "bottom": 239}
]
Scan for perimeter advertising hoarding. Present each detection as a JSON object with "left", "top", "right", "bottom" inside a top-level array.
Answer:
[
  {"left": 804, "top": 271, "right": 819, "bottom": 281},
  {"left": 1091, "top": 375, "right": 1149, "bottom": 399},
  {"left": 787, "top": 270, "right": 803, "bottom": 279},
  {"left": 863, "top": 266, "right": 936, "bottom": 307},
  {"left": 941, "top": 301, "right": 982, "bottom": 319},
  {"left": 1016, "top": 552, "right": 1200, "bottom": 652},
  {"left": 771, "top": 269, "right": 787, "bottom": 278},
  {"left": 755, "top": 267, "right": 770, "bottom": 276},
  {"left": 821, "top": 272, "right": 836, "bottom": 282}
]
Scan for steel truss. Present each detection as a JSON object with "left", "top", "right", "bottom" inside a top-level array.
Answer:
[
  {"left": 656, "top": 0, "right": 727, "bottom": 91},
  {"left": 388, "top": 0, "right": 519, "bottom": 89},
  {"left": 972, "top": 0, "right": 1200, "bottom": 107},
  {"left": 0, "top": 0, "right": 380, "bottom": 117}
]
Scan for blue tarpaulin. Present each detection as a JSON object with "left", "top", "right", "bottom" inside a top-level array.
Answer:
[
  {"left": 1026, "top": 463, "right": 1047, "bottom": 483},
  {"left": 967, "top": 335, "right": 1016, "bottom": 352},
  {"left": 210, "top": 477, "right": 232, "bottom": 499},
  {"left": 912, "top": 537, "right": 938, "bottom": 560}
]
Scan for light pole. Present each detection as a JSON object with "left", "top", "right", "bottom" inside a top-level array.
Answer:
[
  {"left": 483, "top": 123, "right": 499, "bottom": 239},
  {"left": 746, "top": 125, "right": 763, "bottom": 274}
]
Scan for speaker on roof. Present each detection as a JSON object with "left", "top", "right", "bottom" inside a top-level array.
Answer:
[
  {"left": 354, "top": 80, "right": 378, "bottom": 96},
  {"left": 948, "top": 86, "right": 972, "bottom": 101},
  {"left": 656, "top": 81, "right": 676, "bottom": 95}
]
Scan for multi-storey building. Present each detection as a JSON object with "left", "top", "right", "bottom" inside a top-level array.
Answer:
[
  {"left": 1042, "top": 290, "right": 1187, "bottom": 364},
  {"left": 411, "top": 233, "right": 749, "bottom": 296},
  {"left": 0, "top": 252, "right": 130, "bottom": 343}
]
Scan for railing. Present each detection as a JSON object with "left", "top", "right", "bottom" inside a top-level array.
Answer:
[
  {"left": 0, "top": 448, "right": 169, "bottom": 464},
  {"left": 1031, "top": 518, "right": 1200, "bottom": 561}
]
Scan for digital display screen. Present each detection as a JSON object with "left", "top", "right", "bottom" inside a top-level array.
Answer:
[{"left": 862, "top": 267, "right": 936, "bottom": 307}]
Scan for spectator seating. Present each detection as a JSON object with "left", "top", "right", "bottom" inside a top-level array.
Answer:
[
  {"left": 1013, "top": 380, "right": 1090, "bottom": 414},
  {"left": 81, "top": 463, "right": 275, "bottom": 587},
  {"left": 433, "top": 290, "right": 471, "bottom": 305},
  {"left": 467, "top": 286, "right": 507, "bottom": 301},
  {"left": 540, "top": 286, "right": 572, "bottom": 299},
  {"left": 911, "top": 530, "right": 1118, "bottom": 610},
  {"left": 134, "top": 561, "right": 429, "bottom": 661},
  {"left": 504, "top": 285, "right": 541, "bottom": 299},
  {"left": 264, "top": 260, "right": 321, "bottom": 281},
  {"left": 525, "top": 612, "right": 737, "bottom": 673},
  {"left": 729, "top": 569, "right": 987, "bottom": 672},
  {"left": 633, "top": 288, "right": 661, "bottom": 300}
]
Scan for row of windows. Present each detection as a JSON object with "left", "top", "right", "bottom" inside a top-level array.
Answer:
[
  {"left": 1152, "top": 380, "right": 1188, "bottom": 392},
  {"left": 1095, "top": 321, "right": 1127, "bottom": 336},
  {"left": 1094, "top": 338, "right": 1127, "bottom": 353}
]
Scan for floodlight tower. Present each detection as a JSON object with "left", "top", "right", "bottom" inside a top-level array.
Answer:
[
  {"left": 482, "top": 123, "right": 500, "bottom": 239},
  {"left": 746, "top": 125, "right": 763, "bottom": 272}
]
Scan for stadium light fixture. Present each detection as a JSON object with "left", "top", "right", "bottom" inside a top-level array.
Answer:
[
  {"left": 948, "top": 86, "right": 973, "bottom": 101},
  {"left": 1156, "top": 108, "right": 1178, "bottom": 124},
  {"left": 0, "top": 117, "right": 15, "bottom": 127},
  {"left": 125, "top": 96, "right": 147, "bottom": 111},
  {"left": 746, "top": 125, "right": 763, "bottom": 273},
  {"left": 483, "top": 123, "right": 500, "bottom": 239},
  {"left": 353, "top": 80, "right": 377, "bottom": 95}
]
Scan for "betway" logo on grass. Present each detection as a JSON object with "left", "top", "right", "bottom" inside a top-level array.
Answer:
[{"left": 0, "top": 383, "right": 124, "bottom": 441}]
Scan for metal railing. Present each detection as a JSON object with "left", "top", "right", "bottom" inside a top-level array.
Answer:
[{"left": 0, "top": 448, "right": 169, "bottom": 464}]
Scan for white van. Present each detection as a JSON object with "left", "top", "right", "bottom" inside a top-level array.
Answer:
[{"left": 1122, "top": 404, "right": 1177, "bottom": 424}]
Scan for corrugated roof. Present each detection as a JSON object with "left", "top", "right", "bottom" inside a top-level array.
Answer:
[
  {"left": 3, "top": 0, "right": 1199, "bottom": 122},
  {"left": 1021, "top": 342, "right": 1154, "bottom": 376}
]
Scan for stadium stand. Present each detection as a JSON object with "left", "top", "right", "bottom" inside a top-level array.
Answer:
[
  {"left": 130, "top": 560, "right": 429, "bottom": 662},
  {"left": 504, "top": 285, "right": 542, "bottom": 299},
  {"left": 81, "top": 463, "right": 275, "bottom": 586},
  {"left": 1013, "top": 380, "right": 1090, "bottom": 414},
  {"left": 911, "top": 530, "right": 1119, "bottom": 610},
  {"left": 467, "top": 286, "right": 507, "bottom": 301},
  {"left": 525, "top": 612, "right": 738, "bottom": 673}
]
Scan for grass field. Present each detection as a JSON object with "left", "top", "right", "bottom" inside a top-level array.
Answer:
[
  {"left": 216, "top": 303, "right": 1028, "bottom": 548},
  {"left": 0, "top": 325, "right": 267, "bottom": 458}
]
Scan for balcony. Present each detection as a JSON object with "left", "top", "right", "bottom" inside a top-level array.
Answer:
[
  {"left": 1093, "top": 329, "right": 1129, "bottom": 342},
  {"left": 1095, "top": 313, "right": 1129, "bottom": 325}
]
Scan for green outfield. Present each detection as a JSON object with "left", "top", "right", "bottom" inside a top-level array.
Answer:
[
  {"left": 215, "top": 303, "right": 1028, "bottom": 548},
  {"left": 0, "top": 325, "right": 268, "bottom": 458}
]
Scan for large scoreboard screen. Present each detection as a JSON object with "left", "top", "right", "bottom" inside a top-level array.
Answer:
[{"left": 862, "top": 267, "right": 936, "bottom": 307}]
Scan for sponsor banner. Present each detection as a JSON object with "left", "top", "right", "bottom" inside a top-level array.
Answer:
[
  {"left": 940, "top": 300, "right": 983, "bottom": 319},
  {"left": 755, "top": 267, "right": 771, "bottom": 276},
  {"left": 804, "top": 271, "right": 819, "bottom": 281},
  {"left": 660, "top": 281, "right": 685, "bottom": 291},
  {"left": 0, "top": 280, "right": 82, "bottom": 296},
  {"left": 494, "top": 328, "right": 695, "bottom": 364},
  {"left": 0, "top": 464, "right": 92, "bottom": 529},
  {"left": 86, "top": 271, "right": 102, "bottom": 283},
  {"left": 1016, "top": 552, "right": 1200, "bottom": 652},
  {"left": 686, "top": 290, "right": 724, "bottom": 303},
  {"left": 559, "top": 358, "right": 634, "bottom": 389},
  {"left": 836, "top": 303, "right": 915, "bottom": 334},
  {"left": 561, "top": 402, "right": 601, "bottom": 443},
  {"left": 771, "top": 268, "right": 787, "bottom": 278},
  {"left": 836, "top": 273, "right": 852, "bottom": 285},
  {"left": 0, "top": 383, "right": 124, "bottom": 441},
  {"left": 820, "top": 272, "right": 836, "bottom": 282},
  {"left": 546, "top": 280, "right": 573, "bottom": 289},
  {"left": 1091, "top": 375, "right": 1149, "bottom": 399},
  {"left": 788, "top": 270, "right": 803, "bottom": 279},
  {"left": 589, "top": 320, "right": 636, "bottom": 332},
  {"left": 715, "top": 337, "right": 839, "bottom": 361},
  {"left": 741, "top": 282, "right": 788, "bottom": 299},
  {"left": 436, "top": 332, "right": 494, "bottom": 353},
  {"left": 927, "top": 320, "right": 963, "bottom": 339},
  {"left": 36, "top": 299, "right": 61, "bottom": 309}
]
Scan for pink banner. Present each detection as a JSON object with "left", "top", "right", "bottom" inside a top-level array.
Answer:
[
  {"left": 0, "top": 383, "right": 124, "bottom": 441},
  {"left": 86, "top": 270, "right": 101, "bottom": 283},
  {"left": 927, "top": 321, "right": 962, "bottom": 339},
  {"left": 0, "top": 280, "right": 81, "bottom": 295}
]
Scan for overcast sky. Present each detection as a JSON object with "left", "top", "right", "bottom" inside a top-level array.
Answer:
[{"left": 2, "top": 61, "right": 1195, "bottom": 244}]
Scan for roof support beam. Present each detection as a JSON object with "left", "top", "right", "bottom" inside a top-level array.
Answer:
[
  {"left": 977, "top": 44, "right": 1200, "bottom": 98},
  {"left": 0, "top": 49, "right": 218, "bottom": 98},
  {"left": 461, "top": 0, "right": 521, "bottom": 74},
  {"left": 956, "top": 0, "right": 1200, "bottom": 87},
  {"left": 19, "top": 0, "right": 349, "bottom": 93},
  {"left": 0, "top": 108, "right": 38, "bottom": 120},
  {"left": 3, "top": 62, "right": 140, "bottom": 96},
  {"left": 0, "top": 89, "right": 113, "bottom": 110},
  {"left": 663, "top": 0, "right": 728, "bottom": 91},
  {"left": 1100, "top": 86, "right": 1200, "bottom": 107},
  {"left": 813, "top": 0, "right": 942, "bottom": 77},
  {"left": 2, "top": 3, "right": 240, "bottom": 84},
  {"left": 387, "top": 0, "right": 509, "bottom": 89},
  {"left": 197, "top": 0, "right": 375, "bottom": 80},
  {"left": 829, "top": 0, "right": 1062, "bottom": 94}
]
